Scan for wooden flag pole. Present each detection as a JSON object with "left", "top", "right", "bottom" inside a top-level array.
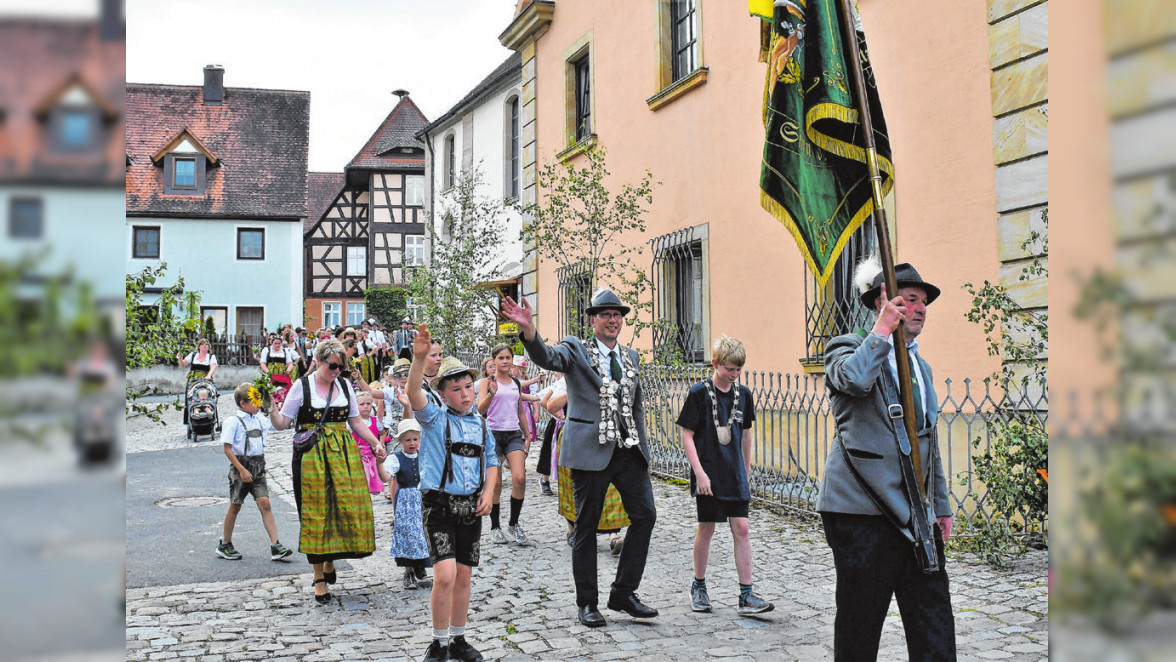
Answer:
[{"left": 836, "top": 0, "right": 926, "bottom": 502}]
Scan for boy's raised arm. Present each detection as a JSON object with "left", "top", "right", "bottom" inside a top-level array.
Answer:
[{"left": 406, "top": 324, "right": 431, "bottom": 412}]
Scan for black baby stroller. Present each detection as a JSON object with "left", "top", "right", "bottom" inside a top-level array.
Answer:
[{"left": 185, "top": 378, "right": 221, "bottom": 441}]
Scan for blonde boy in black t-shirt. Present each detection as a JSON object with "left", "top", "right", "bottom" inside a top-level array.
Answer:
[{"left": 677, "top": 335, "right": 773, "bottom": 616}]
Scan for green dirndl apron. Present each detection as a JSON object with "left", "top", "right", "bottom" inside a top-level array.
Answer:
[
  {"left": 292, "top": 388, "right": 375, "bottom": 563},
  {"left": 555, "top": 428, "right": 630, "bottom": 531}
]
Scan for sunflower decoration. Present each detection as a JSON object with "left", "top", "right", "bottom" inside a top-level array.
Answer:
[
  {"left": 250, "top": 374, "right": 274, "bottom": 409},
  {"left": 350, "top": 356, "right": 362, "bottom": 371}
]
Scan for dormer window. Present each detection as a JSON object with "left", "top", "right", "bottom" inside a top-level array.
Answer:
[
  {"left": 61, "top": 109, "right": 92, "bottom": 147},
  {"left": 153, "top": 130, "right": 217, "bottom": 196},
  {"left": 36, "top": 79, "right": 114, "bottom": 153},
  {"left": 173, "top": 156, "right": 197, "bottom": 188}
]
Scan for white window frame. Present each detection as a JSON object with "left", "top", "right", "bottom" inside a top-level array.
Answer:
[
  {"left": 322, "top": 301, "right": 342, "bottom": 328},
  {"left": 405, "top": 175, "right": 425, "bottom": 206},
  {"left": 346, "top": 302, "right": 365, "bottom": 327},
  {"left": 346, "top": 246, "right": 367, "bottom": 276},
  {"left": 404, "top": 235, "right": 426, "bottom": 267}
]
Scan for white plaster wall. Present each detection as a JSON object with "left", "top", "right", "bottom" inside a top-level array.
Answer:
[
  {"left": 125, "top": 216, "right": 304, "bottom": 332},
  {"left": 0, "top": 186, "right": 126, "bottom": 303}
]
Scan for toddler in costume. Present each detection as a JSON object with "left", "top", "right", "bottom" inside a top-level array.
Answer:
[{"left": 378, "top": 418, "right": 432, "bottom": 590}]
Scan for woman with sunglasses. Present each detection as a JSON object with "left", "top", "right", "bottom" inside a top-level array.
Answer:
[{"left": 270, "top": 339, "right": 386, "bottom": 604}]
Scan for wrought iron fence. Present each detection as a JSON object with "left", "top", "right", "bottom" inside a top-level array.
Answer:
[
  {"left": 404, "top": 345, "right": 1049, "bottom": 533},
  {"left": 175, "top": 331, "right": 267, "bottom": 366},
  {"left": 641, "top": 364, "right": 1047, "bottom": 531}
]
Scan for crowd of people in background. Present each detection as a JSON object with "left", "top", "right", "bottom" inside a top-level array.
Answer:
[{"left": 181, "top": 304, "right": 788, "bottom": 662}]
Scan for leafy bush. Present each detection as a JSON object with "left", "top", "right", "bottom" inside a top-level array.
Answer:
[{"left": 365, "top": 288, "right": 408, "bottom": 327}]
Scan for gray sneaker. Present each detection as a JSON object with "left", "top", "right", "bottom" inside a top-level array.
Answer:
[
  {"left": 270, "top": 541, "right": 293, "bottom": 561},
  {"left": 490, "top": 528, "right": 508, "bottom": 544},
  {"left": 737, "top": 591, "right": 774, "bottom": 615},
  {"left": 507, "top": 524, "right": 529, "bottom": 545},
  {"left": 216, "top": 540, "right": 242, "bottom": 560},
  {"left": 690, "top": 584, "right": 712, "bottom": 613}
]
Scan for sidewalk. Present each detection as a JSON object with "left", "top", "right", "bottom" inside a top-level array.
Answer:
[{"left": 126, "top": 397, "right": 1048, "bottom": 661}]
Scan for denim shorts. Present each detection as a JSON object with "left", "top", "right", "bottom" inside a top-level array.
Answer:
[{"left": 492, "top": 429, "right": 525, "bottom": 459}]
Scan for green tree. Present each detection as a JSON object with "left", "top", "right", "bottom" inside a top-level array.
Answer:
[
  {"left": 513, "top": 146, "right": 670, "bottom": 359},
  {"left": 125, "top": 263, "right": 202, "bottom": 420},
  {"left": 405, "top": 166, "right": 507, "bottom": 355}
]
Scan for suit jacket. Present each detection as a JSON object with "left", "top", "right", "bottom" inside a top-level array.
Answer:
[
  {"left": 522, "top": 333, "right": 650, "bottom": 471},
  {"left": 816, "top": 332, "right": 951, "bottom": 523}
]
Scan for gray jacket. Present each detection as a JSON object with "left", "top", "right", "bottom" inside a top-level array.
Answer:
[
  {"left": 522, "top": 333, "right": 650, "bottom": 471},
  {"left": 817, "top": 332, "right": 952, "bottom": 521}
]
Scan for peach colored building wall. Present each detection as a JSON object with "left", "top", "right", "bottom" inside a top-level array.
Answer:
[{"left": 522, "top": 1, "right": 1002, "bottom": 381}]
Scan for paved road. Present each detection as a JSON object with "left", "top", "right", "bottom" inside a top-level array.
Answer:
[
  {"left": 0, "top": 468, "right": 125, "bottom": 660},
  {"left": 126, "top": 398, "right": 1049, "bottom": 661},
  {"left": 126, "top": 444, "right": 324, "bottom": 588}
]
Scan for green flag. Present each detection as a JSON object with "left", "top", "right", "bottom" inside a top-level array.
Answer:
[{"left": 757, "top": 0, "right": 894, "bottom": 287}]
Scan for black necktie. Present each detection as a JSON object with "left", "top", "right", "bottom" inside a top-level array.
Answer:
[{"left": 610, "top": 350, "right": 622, "bottom": 382}]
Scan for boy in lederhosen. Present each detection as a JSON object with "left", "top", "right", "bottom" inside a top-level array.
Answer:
[
  {"left": 216, "top": 383, "right": 293, "bottom": 562},
  {"left": 406, "top": 325, "right": 500, "bottom": 662}
]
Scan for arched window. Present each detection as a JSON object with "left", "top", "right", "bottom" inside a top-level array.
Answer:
[
  {"left": 444, "top": 133, "right": 456, "bottom": 189},
  {"left": 505, "top": 95, "right": 520, "bottom": 199}
]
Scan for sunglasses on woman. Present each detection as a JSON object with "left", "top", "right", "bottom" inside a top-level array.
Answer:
[{"left": 324, "top": 361, "right": 344, "bottom": 371}]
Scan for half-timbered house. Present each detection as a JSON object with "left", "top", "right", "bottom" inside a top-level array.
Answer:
[{"left": 303, "top": 91, "right": 429, "bottom": 329}]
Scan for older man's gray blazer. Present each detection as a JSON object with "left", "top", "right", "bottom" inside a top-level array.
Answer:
[
  {"left": 522, "top": 333, "right": 650, "bottom": 472},
  {"left": 816, "top": 332, "right": 952, "bottom": 524}
]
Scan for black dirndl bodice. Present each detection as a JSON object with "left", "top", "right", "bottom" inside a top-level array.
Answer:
[{"left": 295, "top": 376, "right": 352, "bottom": 428}]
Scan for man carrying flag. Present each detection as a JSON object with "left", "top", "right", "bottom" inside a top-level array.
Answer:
[{"left": 753, "top": 1, "right": 956, "bottom": 659}]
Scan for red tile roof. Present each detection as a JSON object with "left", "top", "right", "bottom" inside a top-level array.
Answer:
[
  {"left": 306, "top": 171, "right": 344, "bottom": 234},
  {"left": 346, "top": 94, "right": 428, "bottom": 172},
  {"left": 125, "top": 81, "right": 309, "bottom": 219},
  {"left": 0, "top": 17, "right": 125, "bottom": 186}
]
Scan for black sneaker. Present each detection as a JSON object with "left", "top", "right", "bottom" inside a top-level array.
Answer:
[
  {"left": 403, "top": 569, "right": 418, "bottom": 590},
  {"left": 215, "top": 540, "right": 241, "bottom": 560},
  {"left": 447, "top": 635, "right": 483, "bottom": 662},
  {"left": 540, "top": 480, "right": 554, "bottom": 496},
  {"left": 270, "top": 541, "right": 293, "bottom": 561},
  {"left": 422, "top": 639, "right": 448, "bottom": 662}
]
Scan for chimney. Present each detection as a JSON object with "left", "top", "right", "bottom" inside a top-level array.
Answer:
[
  {"left": 100, "top": 0, "right": 125, "bottom": 41},
  {"left": 203, "top": 65, "right": 224, "bottom": 105}
]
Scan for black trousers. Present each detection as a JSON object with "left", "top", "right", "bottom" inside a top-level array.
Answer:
[
  {"left": 822, "top": 513, "right": 956, "bottom": 662},
  {"left": 570, "top": 446, "right": 656, "bottom": 608}
]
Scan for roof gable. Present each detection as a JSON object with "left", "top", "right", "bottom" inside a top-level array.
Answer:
[
  {"left": 125, "top": 81, "right": 310, "bottom": 219},
  {"left": 0, "top": 18, "right": 126, "bottom": 186},
  {"left": 150, "top": 128, "right": 219, "bottom": 165},
  {"left": 306, "top": 171, "right": 345, "bottom": 234},
  {"left": 347, "top": 94, "right": 429, "bottom": 172}
]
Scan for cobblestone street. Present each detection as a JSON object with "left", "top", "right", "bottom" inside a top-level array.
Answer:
[{"left": 126, "top": 396, "right": 1047, "bottom": 661}]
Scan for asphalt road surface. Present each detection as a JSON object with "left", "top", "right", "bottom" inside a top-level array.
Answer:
[
  {"left": 0, "top": 472, "right": 125, "bottom": 659},
  {"left": 126, "top": 443, "right": 334, "bottom": 589}
]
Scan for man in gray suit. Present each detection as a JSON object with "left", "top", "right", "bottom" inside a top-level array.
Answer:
[
  {"left": 818, "top": 262, "right": 956, "bottom": 661},
  {"left": 501, "top": 289, "right": 658, "bottom": 628}
]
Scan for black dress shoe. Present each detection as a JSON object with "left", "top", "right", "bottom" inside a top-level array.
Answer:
[
  {"left": 606, "top": 593, "right": 659, "bottom": 618},
  {"left": 578, "top": 604, "right": 607, "bottom": 628},
  {"left": 422, "top": 639, "right": 448, "bottom": 662}
]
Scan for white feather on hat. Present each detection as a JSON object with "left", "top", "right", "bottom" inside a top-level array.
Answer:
[{"left": 853, "top": 253, "right": 883, "bottom": 297}]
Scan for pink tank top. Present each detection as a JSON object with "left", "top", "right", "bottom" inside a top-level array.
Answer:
[{"left": 486, "top": 378, "right": 520, "bottom": 432}]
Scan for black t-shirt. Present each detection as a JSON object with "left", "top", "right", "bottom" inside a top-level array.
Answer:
[{"left": 676, "top": 380, "right": 756, "bottom": 501}]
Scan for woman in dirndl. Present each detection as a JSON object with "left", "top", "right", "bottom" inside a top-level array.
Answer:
[
  {"left": 178, "top": 338, "right": 218, "bottom": 382},
  {"left": 259, "top": 335, "right": 295, "bottom": 408},
  {"left": 545, "top": 381, "right": 628, "bottom": 554},
  {"left": 270, "top": 338, "right": 385, "bottom": 604},
  {"left": 358, "top": 329, "right": 379, "bottom": 384},
  {"left": 177, "top": 339, "right": 218, "bottom": 424}
]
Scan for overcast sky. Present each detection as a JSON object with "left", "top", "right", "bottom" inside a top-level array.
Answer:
[{"left": 124, "top": 0, "right": 519, "bottom": 171}]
